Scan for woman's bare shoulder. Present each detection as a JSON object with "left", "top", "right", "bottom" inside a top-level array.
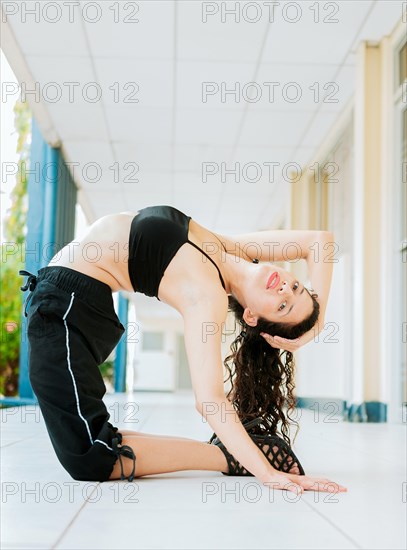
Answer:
[{"left": 180, "top": 290, "right": 229, "bottom": 323}]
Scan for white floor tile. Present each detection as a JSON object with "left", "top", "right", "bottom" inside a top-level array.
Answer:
[{"left": 1, "top": 392, "right": 405, "bottom": 550}]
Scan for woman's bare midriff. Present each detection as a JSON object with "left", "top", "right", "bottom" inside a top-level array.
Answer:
[
  {"left": 48, "top": 209, "right": 239, "bottom": 310},
  {"left": 48, "top": 212, "right": 137, "bottom": 293}
]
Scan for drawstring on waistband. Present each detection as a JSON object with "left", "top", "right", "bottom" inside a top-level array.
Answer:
[
  {"left": 112, "top": 432, "right": 136, "bottom": 482},
  {"left": 19, "top": 270, "right": 38, "bottom": 317}
]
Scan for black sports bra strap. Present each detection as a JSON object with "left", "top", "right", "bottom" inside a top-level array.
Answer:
[{"left": 186, "top": 240, "right": 226, "bottom": 290}]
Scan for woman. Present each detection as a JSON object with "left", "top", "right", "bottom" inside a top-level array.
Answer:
[{"left": 20, "top": 204, "right": 346, "bottom": 495}]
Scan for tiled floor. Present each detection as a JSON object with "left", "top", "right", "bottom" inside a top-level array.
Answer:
[{"left": 1, "top": 391, "right": 405, "bottom": 550}]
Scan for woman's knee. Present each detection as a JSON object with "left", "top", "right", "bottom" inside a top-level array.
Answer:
[{"left": 62, "top": 454, "right": 117, "bottom": 482}]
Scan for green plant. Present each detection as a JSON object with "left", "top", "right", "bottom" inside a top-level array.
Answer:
[
  {"left": 0, "top": 99, "right": 31, "bottom": 396},
  {"left": 98, "top": 360, "right": 114, "bottom": 385}
]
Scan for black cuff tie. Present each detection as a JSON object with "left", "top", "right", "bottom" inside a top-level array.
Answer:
[
  {"left": 19, "top": 270, "right": 38, "bottom": 317},
  {"left": 112, "top": 433, "right": 136, "bottom": 482}
]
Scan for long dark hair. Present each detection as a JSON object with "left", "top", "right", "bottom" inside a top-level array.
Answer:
[{"left": 224, "top": 289, "right": 320, "bottom": 446}]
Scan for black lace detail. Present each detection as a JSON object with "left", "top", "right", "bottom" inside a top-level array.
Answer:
[{"left": 208, "top": 417, "right": 305, "bottom": 476}]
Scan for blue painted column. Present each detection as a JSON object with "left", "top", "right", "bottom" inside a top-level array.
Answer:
[
  {"left": 114, "top": 293, "right": 128, "bottom": 393},
  {"left": 18, "top": 119, "right": 58, "bottom": 401},
  {"left": 1, "top": 117, "right": 76, "bottom": 407}
]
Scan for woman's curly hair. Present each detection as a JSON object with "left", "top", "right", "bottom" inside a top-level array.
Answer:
[{"left": 223, "top": 289, "right": 320, "bottom": 446}]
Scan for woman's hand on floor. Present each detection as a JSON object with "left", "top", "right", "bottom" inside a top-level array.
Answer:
[{"left": 262, "top": 470, "right": 348, "bottom": 494}]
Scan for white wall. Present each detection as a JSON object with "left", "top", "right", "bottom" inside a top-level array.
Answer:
[
  {"left": 296, "top": 253, "right": 348, "bottom": 401},
  {"left": 132, "top": 316, "right": 184, "bottom": 391}
]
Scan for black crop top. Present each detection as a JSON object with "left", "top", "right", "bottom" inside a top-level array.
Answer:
[{"left": 127, "top": 205, "right": 226, "bottom": 300}]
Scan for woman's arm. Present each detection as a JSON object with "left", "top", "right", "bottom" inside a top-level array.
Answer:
[
  {"left": 217, "top": 228, "right": 319, "bottom": 262},
  {"left": 181, "top": 294, "right": 347, "bottom": 493},
  {"left": 182, "top": 296, "right": 277, "bottom": 484},
  {"left": 304, "top": 230, "right": 335, "bottom": 325}
]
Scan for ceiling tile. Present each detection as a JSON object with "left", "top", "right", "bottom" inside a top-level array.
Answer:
[
  {"left": 177, "top": 0, "right": 269, "bottom": 62},
  {"left": 46, "top": 102, "right": 107, "bottom": 141},
  {"left": 83, "top": 0, "right": 174, "bottom": 60},
  {"left": 299, "top": 111, "right": 341, "bottom": 150},
  {"left": 174, "top": 144, "right": 235, "bottom": 173},
  {"left": 352, "top": 1, "right": 403, "bottom": 46},
  {"left": 106, "top": 106, "right": 172, "bottom": 143},
  {"left": 114, "top": 142, "right": 172, "bottom": 174},
  {"left": 239, "top": 110, "right": 313, "bottom": 148},
  {"left": 262, "top": 1, "right": 371, "bottom": 64},
  {"left": 94, "top": 58, "right": 173, "bottom": 108},
  {"left": 249, "top": 63, "right": 343, "bottom": 113},
  {"left": 177, "top": 60, "right": 255, "bottom": 110},
  {"left": 175, "top": 108, "right": 243, "bottom": 145},
  {"left": 5, "top": 2, "right": 88, "bottom": 56},
  {"left": 3, "top": 0, "right": 402, "bottom": 235}
]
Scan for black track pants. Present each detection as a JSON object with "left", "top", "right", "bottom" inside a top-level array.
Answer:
[{"left": 20, "top": 266, "right": 136, "bottom": 482}]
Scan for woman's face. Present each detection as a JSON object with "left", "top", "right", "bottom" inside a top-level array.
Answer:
[{"left": 243, "top": 264, "right": 314, "bottom": 326}]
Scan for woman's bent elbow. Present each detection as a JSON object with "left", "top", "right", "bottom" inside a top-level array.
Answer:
[{"left": 195, "top": 396, "right": 225, "bottom": 417}]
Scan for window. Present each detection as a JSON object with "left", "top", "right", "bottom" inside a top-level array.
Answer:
[
  {"left": 142, "top": 331, "right": 164, "bottom": 351},
  {"left": 393, "top": 31, "right": 407, "bottom": 417},
  {"left": 398, "top": 40, "right": 407, "bottom": 86},
  {"left": 402, "top": 107, "right": 407, "bottom": 244}
]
